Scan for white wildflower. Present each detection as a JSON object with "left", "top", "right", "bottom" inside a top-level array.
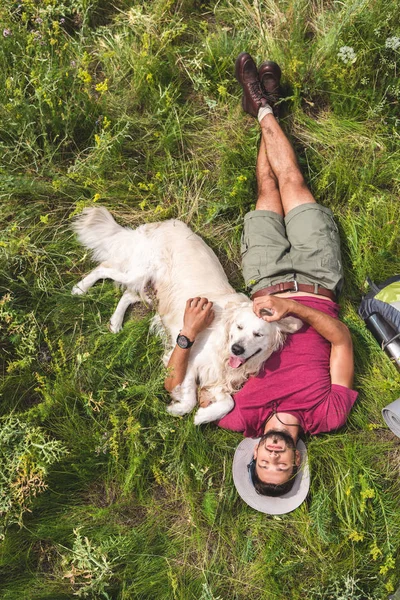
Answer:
[
  {"left": 337, "top": 46, "right": 357, "bottom": 65},
  {"left": 385, "top": 36, "right": 400, "bottom": 51}
]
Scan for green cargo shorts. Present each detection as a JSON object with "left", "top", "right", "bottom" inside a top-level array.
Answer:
[{"left": 241, "top": 204, "right": 344, "bottom": 296}]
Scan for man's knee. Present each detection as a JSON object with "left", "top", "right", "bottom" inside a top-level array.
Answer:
[{"left": 259, "top": 175, "right": 279, "bottom": 195}]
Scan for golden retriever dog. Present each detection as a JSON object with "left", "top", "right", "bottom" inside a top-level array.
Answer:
[{"left": 72, "top": 207, "right": 302, "bottom": 424}]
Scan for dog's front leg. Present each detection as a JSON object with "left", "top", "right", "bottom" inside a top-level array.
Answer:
[
  {"left": 193, "top": 389, "right": 234, "bottom": 425},
  {"left": 166, "top": 378, "right": 197, "bottom": 417}
]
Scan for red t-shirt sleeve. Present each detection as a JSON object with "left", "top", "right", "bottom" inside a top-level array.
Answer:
[
  {"left": 304, "top": 384, "right": 358, "bottom": 434},
  {"left": 217, "top": 405, "right": 245, "bottom": 432}
]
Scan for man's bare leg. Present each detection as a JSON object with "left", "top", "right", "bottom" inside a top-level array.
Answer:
[
  {"left": 255, "top": 139, "right": 284, "bottom": 215},
  {"left": 259, "top": 114, "right": 315, "bottom": 215}
]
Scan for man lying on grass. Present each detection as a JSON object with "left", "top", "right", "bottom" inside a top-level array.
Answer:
[{"left": 165, "top": 53, "right": 358, "bottom": 514}]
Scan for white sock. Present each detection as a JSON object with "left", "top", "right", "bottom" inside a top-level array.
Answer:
[{"left": 258, "top": 104, "right": 273, "bottom": 123}]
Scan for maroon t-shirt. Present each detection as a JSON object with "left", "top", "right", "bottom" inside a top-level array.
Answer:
[{"left": 218, "top": 296, "right": 358, "bottom": 437}]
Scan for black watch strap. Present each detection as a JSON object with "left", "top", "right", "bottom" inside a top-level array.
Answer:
[{"left": 176, "top": 333, "right": 194, "bottom": 349}]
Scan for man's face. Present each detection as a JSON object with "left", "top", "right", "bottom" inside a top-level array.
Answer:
[{"left": 253, "top": 430, "right": 301, "bottom": 486}]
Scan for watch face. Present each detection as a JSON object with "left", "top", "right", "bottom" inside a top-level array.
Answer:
[{"left": 177, "top": 334, "right": 192, "bottom": 349}]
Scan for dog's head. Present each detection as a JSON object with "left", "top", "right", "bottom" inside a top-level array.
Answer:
[{"left": 226, "top": 302, "right": 303, "bottom": 369}]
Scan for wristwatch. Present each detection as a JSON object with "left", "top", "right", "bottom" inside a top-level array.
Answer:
[{"left": 176, "top": 333, "right": 194, "bottom": 349}]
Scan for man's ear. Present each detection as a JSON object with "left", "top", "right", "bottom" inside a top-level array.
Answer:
[
  {"left": 278, "top": 316, "right": 303, "bottom": 334},
  {"left": 253, "top": 445, "right": 258, "bottom": 460},
  {"left": 295, "top": 449, "right": 301, "bottom": 467}
]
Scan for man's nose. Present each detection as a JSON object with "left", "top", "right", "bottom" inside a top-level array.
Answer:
[{"left": 268, "top": 450, "right": 280, "bottom": 458}]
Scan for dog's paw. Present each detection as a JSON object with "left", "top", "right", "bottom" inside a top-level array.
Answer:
[
  {"left": 108, "top": 319, "right": 122, "bottom": 334},
  {"left": 193, "top": 407, "right": 213, "bottom": 425},
  {"left": 71, "top": 284, "right": 85, "bottom": 296},
  {"left": 166, "top": 402, "right": 190, "bottom": 417}
]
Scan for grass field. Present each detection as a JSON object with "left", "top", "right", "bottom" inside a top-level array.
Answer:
[{"left": 1, "top": 0, "right": 400, "bottom": 598}]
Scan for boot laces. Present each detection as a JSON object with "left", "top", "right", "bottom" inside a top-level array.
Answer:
[
  {"left": 249, "top": 80, "right": 265, "bottom": 102},
  {"left": 267, "top": 90, "right": 280, "bottom": 105}
]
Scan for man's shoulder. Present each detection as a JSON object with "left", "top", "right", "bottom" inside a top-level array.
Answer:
[{"left": 304, "top": 384, "right": 358, "bottom": 435}]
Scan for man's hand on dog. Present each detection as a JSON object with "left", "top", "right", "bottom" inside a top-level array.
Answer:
[
  {"left": 253, "top": 295, "right": 296, "bottom": 322},
  {"left": 181, "top": 297, "right": 215, "bottom": 340}
]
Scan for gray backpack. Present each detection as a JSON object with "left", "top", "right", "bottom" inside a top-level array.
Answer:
[{"left": 359, "top": 275, "right": 400, "bottom": 371}]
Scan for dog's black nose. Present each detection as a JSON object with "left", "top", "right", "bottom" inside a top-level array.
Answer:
[{"left": 231, "top": 343, "right": 245, "bottom": 355}]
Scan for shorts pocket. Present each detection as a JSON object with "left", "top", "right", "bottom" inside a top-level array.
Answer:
[
  {"left": 320, "top": 216, "right": 342, "bottom": 273},
  {"left": 241, "top": 245, "right": 263, "bottom": 287}
]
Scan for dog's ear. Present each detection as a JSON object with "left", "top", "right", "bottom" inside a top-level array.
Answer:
[
  {"left": 223, "top": 300, "right": 249, "bottom": 323},
  {"left": 224, "top": 301, "right": 237, "bottom": 312},
  {"left": 224, "top": 299, "right": 249, "bottom": 311},
  {"left": 277, "top": 316, "right": 303, "bottom": 334}
]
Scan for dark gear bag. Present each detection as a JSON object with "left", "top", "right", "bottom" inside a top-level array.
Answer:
[{"left": 359, "top": 275, "right": 400, "bottom": 371}]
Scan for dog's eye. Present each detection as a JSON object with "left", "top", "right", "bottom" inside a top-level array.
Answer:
[
  {"left": 237, "top": 325, "right": 243, "bottom": 330},
  {"left": 254, "top": 332, "right": 263, "bottom": 337}
]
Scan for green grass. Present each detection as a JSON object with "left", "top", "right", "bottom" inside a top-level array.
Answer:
[{"left": 1, "top": 0, "right": 400, "bottom": 598}]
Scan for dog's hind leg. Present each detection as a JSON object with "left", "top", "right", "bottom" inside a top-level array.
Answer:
[
  {"left": 167, "top": 380, "right": 197, "bottom": 417},
  {"left": 72, "top": 265, "right": 144, "bottom": 295},
  {"left": 109, "top": 290, "right": 141, "bottom": 333},
  {"left": 193, "top": 392, "right": 234, "bottom": 425}
]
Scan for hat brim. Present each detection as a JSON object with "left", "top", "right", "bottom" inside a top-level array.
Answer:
[{"left": 232, "top": 437, "right": 310, "bottom": 515}]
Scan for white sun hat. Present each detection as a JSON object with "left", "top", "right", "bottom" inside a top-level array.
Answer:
[{"left": 232, "top": 437, "right": 310, "bottom": 515}]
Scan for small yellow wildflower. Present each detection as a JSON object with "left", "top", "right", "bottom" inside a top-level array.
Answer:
[
  {"left": 380, "top": 555, "right": 395, "bottom": 575},
  {"left": 361, "top": 488, "right": 375, "bottom": 500},
  {"left": 369, "top": 541, "right": 382, "bottom": 561},
  {"left": 367, "top": 423, "right": 380, "bottom": 430},
  {"left": 289, "top": 57, "right": 304, "bottom": 74},
  {"left": 95, "top": 79, "right": 108, "bottom": 94},
  {"left": 348, "top": 530, "right": 364, "bottom": 542},
  {"left": 218, "top": 84, "right": 227, "bottom": 97},
  {"left": 78, "top": 68, "right": 92, "bottom": 86}
]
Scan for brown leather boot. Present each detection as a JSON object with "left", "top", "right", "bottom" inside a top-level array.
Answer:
[
  {"left": 235, "top": 52, "right": 268, "bottom": 118},
  {"left": 258, "top": 61, "right": 282, "bottom": 117}
]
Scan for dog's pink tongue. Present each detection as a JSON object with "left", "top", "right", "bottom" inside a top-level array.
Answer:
[{"left": 229, "top": 356, "right": 245, "bottom": 369}]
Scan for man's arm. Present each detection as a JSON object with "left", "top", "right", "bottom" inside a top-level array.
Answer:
[
  {"left": 164, "top": 297, "right": 214, "bottom": 393},
  {"left": 253, "top": 295, "right": 354, "bottom": 388}
]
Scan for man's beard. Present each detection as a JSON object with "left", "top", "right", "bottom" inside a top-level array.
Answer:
[{"left": 258, "top": 429, "right": 296, "bottom": 450}]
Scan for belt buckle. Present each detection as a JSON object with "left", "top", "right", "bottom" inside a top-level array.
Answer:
[{"left": 293, "top": 280, "right": 299, "bottom": 292}]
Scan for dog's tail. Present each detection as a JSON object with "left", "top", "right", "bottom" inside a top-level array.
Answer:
[{"left": 72, "top": 206, "right": 124, "bottom": 261}]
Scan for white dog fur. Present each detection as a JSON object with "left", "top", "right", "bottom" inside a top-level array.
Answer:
[{"left": 72, "top": 207, "right": 302, "bottom": 425}]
